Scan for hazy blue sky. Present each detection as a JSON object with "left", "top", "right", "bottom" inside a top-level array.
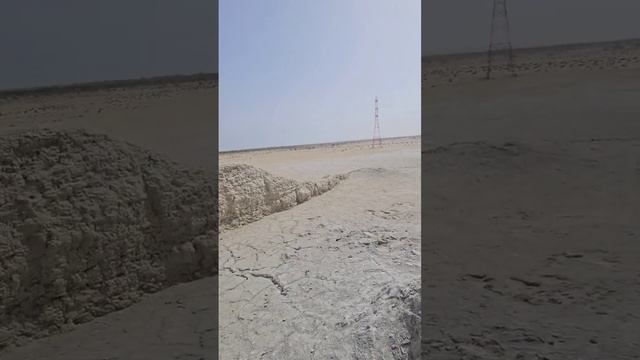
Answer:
[
  {"left": 3, "top": 1, "right": 639, "bottom": 90},
  {"left": 220, "top": 0, "right": 420, "bottom": 151},
  {"left": 423, "top": 0, "right": 640, "bottom": 55},
  {"left": 0, "top": 0, "right": 217, "bottom": 90}
]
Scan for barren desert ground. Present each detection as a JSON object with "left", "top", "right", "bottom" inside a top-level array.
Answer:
[
  {"left": 218, "top": 137, "right": 421, "bottom": 359},
  {"left": 0, "top": 76, "right": 217, "bottom": 168},
  {"left": 2, "top": 37, "right": 640, "bottom": 360},
  {"left": 0, "top": 77, "right": 220, "bottom": 359},
  {"left": 422, "top": 40, "right": 640, "bottom": 359}
]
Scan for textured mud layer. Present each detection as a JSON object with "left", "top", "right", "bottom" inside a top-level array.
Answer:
[
  {"left": 219, "top": 163, "right": 345, "bottom": 230},
  {"left": 219, "top": 165, "right": 421, "bottom": 359},
  {"left": 0, "top": 129, "right": 217, "bottom": 350}
]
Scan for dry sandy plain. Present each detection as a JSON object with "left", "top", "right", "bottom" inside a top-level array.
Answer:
[{"left": 422, "top": 39, "right": 640, "bottom": 359}]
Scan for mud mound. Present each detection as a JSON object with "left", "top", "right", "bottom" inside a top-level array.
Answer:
[
  {"left": 0, "top": 129, "right": 217, "bottom": 349},
  {"left": 219, "top": 164, "right": 345, "bottom": 230},
  {"left": 350, "top": 281, "right": 421, "bottom": 360}
]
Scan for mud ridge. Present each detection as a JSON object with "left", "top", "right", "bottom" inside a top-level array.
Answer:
[
  {"left": 219, "top": 164, "right": 346, "bottom": 230},
  {"left": 0, "top": 129, "right": 217, "bottom": 350}
]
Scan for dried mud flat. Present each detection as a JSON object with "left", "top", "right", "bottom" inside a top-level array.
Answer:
[
  {"left": 0, "top": 78, "right": 220, "bottom": 359},
  {"left": 219, "top": 137, "right": 421, "bottom": 359},
  {"left": 422, "top": 41, "right": 640, "bottom": 359}
]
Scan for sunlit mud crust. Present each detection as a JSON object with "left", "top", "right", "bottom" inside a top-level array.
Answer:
[{"left": 219, "top": 165, "right": 421, "bottom": 359}]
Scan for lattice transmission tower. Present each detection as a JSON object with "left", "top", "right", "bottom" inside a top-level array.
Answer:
[
  {"left": 372, "top": 97, "right": 382, "bottom": 148},
  {"left": 486, "top": 0, "right": 517, "bottom": 79}
]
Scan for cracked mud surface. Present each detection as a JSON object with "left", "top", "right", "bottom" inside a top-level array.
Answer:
[{"left": 219, "top": 138, "right": 421, "bottom": 359}]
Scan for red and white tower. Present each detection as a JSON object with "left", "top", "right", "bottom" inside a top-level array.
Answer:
[{"left": 372, "top": 96, "right": 382, "bottom": 148}]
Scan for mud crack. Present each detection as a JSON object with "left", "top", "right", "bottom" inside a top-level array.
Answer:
[{"left": 248, "top": 272, "right": 288, "bottom": 296}]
